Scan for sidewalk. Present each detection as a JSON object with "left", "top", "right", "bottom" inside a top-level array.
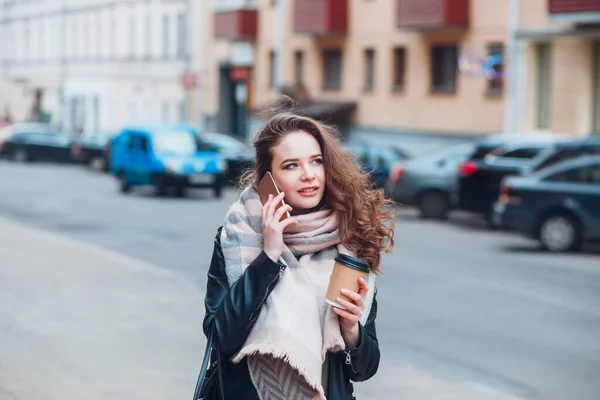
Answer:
[{"left": 0, "top": 219, "right": 520, "bottom": 400}]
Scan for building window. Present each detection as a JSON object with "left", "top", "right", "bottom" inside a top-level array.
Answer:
[
  {"left": 177, "top": 14, "right": 186, "bottom": 59},
  {"left": 323, "top": 49, "right": 342, "bottom": 91},
  {"left": 431, "top": 44, "right": 458, "bottom": 93},
  {"left": 110, "top": 14, "right": 116, "bottom": 59},
  {"left": 269, "top": 51, "right": 277, "bottom": 88},
  {"left": 84, "top": 16, "right": 91, "bottom": 59},
  {"left": 392, "top": 47, "right": 406, "bottom": 91},
  {"left": 97, "top": 15, "right": 103, "bottom": 59},
  {"left": 364, "top": 48, "right": 375, "bottom": 92},
  {"left": 23, "top": 20, "right": 30, "bottom": 60},
  {"left": 72, "top": 22, "right": 78, "bottom": 59},
  {"left": 129, "top": 14, "right": 136, "bottom": 59},
  {"left": 162, "top": 15, "right": 170, "bottom": 58},
  {"left": 145, "top": 13, "right": 152, "bottom": 58},
  {"left": 38, "top": 20, "right": 44, "bottom": 60},
  {"left": 294, "top": 50, "right": 304, "bottom": 87},
  {"left": 536, "top": 43, "right": 551, "bottom": 129},
  {"left": 487, "top": 43, "right": 504, "bottom": 96}
]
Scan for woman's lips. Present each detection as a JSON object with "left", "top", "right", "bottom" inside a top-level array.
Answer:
[{"left": 298, "top": 187, "right": 319, "bottom": 197}]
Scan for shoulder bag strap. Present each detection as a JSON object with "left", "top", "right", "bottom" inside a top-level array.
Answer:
[{"left": 193, "top": 326, "right": 214, "bottom": 400}]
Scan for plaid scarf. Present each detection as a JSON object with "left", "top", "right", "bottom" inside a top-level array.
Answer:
[{"left": 221, "top": 187, "right": 375, "bottom": 400}]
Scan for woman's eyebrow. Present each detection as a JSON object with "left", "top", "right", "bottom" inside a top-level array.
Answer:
[{"left": 280, "top": 154, "right": 322, "bottom": 166}]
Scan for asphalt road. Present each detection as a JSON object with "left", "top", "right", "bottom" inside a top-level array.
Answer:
[{"left": 1, "top": 161, "right": 599, "bottom": 400}]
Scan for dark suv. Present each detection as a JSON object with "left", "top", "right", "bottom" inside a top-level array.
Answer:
[
  {"left": 457, "top": 135, "right": 568, "bottom": 224},
  {"left": 526, "top": 136, "right": 600, "bottom": 173}
]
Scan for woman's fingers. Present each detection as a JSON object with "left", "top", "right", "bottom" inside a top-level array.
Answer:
[
  {"left": 333, "top": 306, "right": 359, "bottom": 322},
  {"left": 335, "top": 297, "right": 361, "bottom": 315},
  {"left": 340, "top": 288, "right": 365, "bottom": 310},
  {"left": 357, "top": 277, "right": 369, "bottom": 297},
  {"left": 273, "top": 202, "right": 292, "bottom": 223},
  {"left": 265, "top": 192, "right": 285, "bottom": 221}
]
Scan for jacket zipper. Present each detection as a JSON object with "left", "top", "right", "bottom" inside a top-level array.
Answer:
[
  {"left": 344, "top": 350, "right": 358, "bottom": 375},
  {"left": 248, "top": 265, "right": 285, "bottom": 324}
]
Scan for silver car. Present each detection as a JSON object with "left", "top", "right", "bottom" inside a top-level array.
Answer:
[{"left": 386, "top": 143, "right": 474, "bottom": 219}]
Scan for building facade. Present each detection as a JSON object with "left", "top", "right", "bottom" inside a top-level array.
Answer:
[
  {"left": 2, "top": 0, "right": 600, "bottom": 140},
  {"left": 206, "top": 0, "right": 600, "bottom": 139},
  {"left": 0, "top": 0, "right": 192, "bottom": 134}
]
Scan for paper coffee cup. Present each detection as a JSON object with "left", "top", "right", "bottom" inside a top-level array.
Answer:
[{"left": 325, "top": 254, "right": 370, "bottom": 310}]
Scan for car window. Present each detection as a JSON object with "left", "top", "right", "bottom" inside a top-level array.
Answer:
[
  {"left": 497, "top": 147, "right": 542, "bottom": 159},
  {"left": 127, "top": 134, "right": 136, "bottom": 149},
  {"left": 535, "top": 148, "right": 574, "bottom": 171},
  {"left": 371, "top": 147, "right": 405, "bottom": 169},
  {"left": 203, "top": 133, "right": 247, "bottom": 153},
  {"left": 546, "top": 164, "right": 600, "bottom": 184},
  {"left": 536, "top": 146, "right": 600, "bottom": 171},
  {"left": 139, "top": 136, "right": 149, "bottom": 153},
  {"left": 197, "top": 140, "right": 219, "bottom": 152},
  {"left": 153, "top": 131, "right": 197, "bottom": 155},
  {"left": 470, "top": 146, "right": 497, "bottom": 161},
  {"left": 22, "top": 133, "right": 51, "bottom": 143}
]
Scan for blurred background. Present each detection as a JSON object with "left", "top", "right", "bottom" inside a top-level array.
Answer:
[{"left": 0, "top": 1, "right": 599, "bottom": 400}]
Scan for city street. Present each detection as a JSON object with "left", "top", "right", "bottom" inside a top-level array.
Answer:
[{"left": 1, "top": 161, "right": 599, "bottom": 400}]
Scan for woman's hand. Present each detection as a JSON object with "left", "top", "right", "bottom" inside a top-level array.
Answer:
[
  {"left": 333, "top": 277, "right": 369, "bottom": 349},
  {"left": 262, "top": 192, "right": 297, "bottom": 262}
]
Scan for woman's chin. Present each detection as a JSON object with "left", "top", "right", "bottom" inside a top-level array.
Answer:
[{"left": 288, "top": 195, "right": 323, "bottom": 214}]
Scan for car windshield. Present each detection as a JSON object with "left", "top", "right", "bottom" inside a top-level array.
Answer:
[
  {"left": 83, "top": 134, "right": 111, "bottom": 146},
  {"left": 203, "top": 133, "right": 248, "bottom": 153},
  {"left": 153, "top": 131, "right": 197, "bottom": 155}
]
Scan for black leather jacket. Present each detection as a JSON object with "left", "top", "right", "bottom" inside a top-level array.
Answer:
[{"left": 202, "top": 227, "right": 381, "bottom": 400}]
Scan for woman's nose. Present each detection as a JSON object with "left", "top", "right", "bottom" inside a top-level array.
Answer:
[{"left": 301, "top": 166, "right": 316, "bottom": 180}]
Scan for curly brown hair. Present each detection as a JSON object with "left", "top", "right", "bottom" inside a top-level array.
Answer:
[{"left": 240, "top": 111, "right": 395, "bottom": 273}]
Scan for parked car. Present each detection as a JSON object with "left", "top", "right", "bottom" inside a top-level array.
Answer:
[
  {"left": 493, "top": 155, "right": 600, "bottom": 252},
  {"left": 457, "top": 135, "right": 568, "bottom": 224},
  {"left": 199, "top": 132, "right": 254, "bottom": 186},
  {"left": 344, "top": 141, "right": 411, "bottom": 189},
  {"left": 110, "top": 124, "right": 226, "bottom": 198},
  {"left": 0, "top": 123, "right": 74, "bottom": 163},
  {"left": 72, "top": 132, "right": 115, "bottom": 171},
  {"left": 0, "top": 122, "right": 53, "bottom": 145},
  {"left": 524, "top": 135, "right": 600, "bottom": 174},
  {"left": 385, "top": 143, "right": 474, "bottom": 219}
]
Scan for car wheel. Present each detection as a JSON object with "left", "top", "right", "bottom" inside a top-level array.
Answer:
[
  {"left": 538, "top": 213, "right": 582, "bottom": 252},
  {"left": 175, "top": 185, "right": 187, "bottom": 197},
  {"left": 12, "top": 148, "right": 30, "bottom": 163},
  {"left": 151, "top": 174, "right": 168, "bottom": 196},
  {"left": 213, "top": 183, "right": 223, "bottom": 199},
  {"left": 417, "top": 190, "right": 449, "bottom": 220},
  {"left": 119, "top": 172, "right": 131, "bottom": 194}
]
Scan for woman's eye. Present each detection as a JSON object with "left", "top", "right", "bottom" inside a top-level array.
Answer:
[
  {"left": 284, "top": 163, "right": 297, "bottom": 170},
  {"left": 312, "top": 158, "right": 323, "bottom": 165}
]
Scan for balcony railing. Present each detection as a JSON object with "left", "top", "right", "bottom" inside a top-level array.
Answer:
[
  {"left": 214, "top": 0, "right": 258, "bottom": 40},
  {"left": 396, "top": 0, "right": 469, "bottom": 30},
  {"left": 548, "top": 0, "right": 600, "bottom": 23},
  {"left": 294, "top": 0, "right": 348, "bottom": 35}
]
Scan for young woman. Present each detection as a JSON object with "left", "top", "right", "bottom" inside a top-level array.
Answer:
[{"left": 201, "top": 111, "right": 394, "bottom": 399}]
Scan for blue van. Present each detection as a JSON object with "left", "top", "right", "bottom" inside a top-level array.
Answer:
[{"left": 110, "top": 124, "right": 226, "bottom": 198}]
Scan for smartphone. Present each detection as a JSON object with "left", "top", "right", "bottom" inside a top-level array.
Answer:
[{"left": 257, "top": 172, "right": 291, "bottom": 221}]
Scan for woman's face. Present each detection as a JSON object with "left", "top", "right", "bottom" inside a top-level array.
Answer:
[{"left": 270, "top": 130, "right": 326, "bottom": 214}]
